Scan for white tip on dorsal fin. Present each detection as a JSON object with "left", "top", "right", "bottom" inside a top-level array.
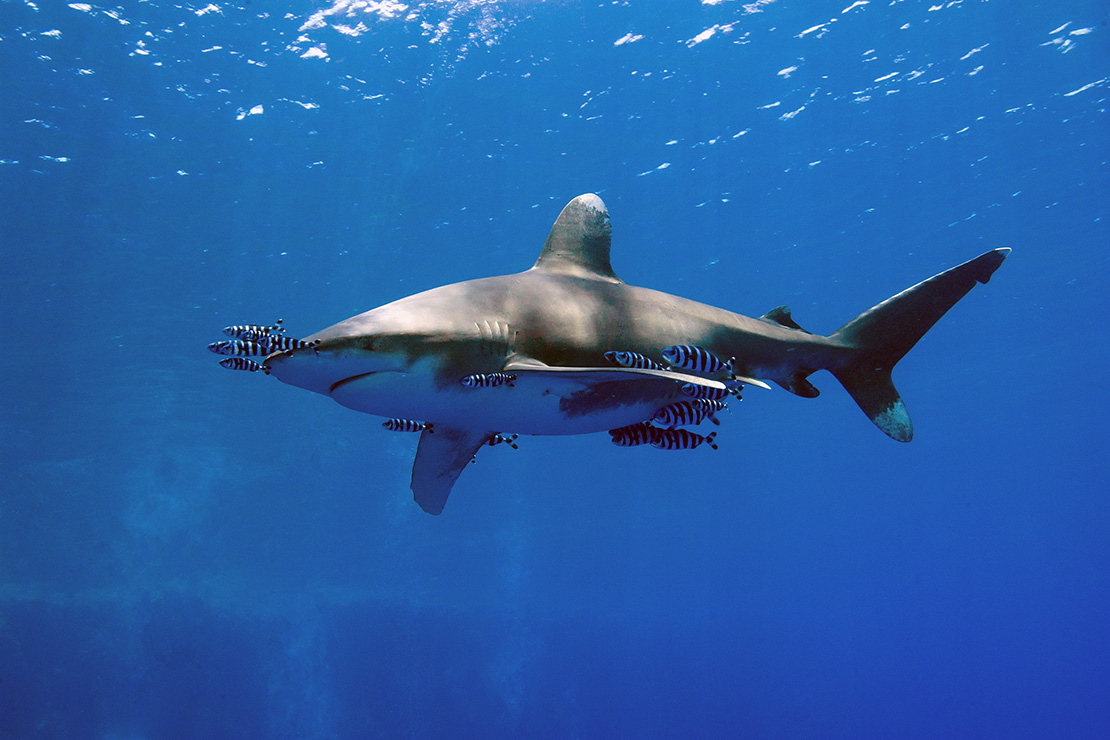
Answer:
[{"left": 531, "top": 193, "right": 621, "bottom": 283}]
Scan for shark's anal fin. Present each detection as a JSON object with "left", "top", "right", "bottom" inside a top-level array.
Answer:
[
  {"left": 411, "top": 426, "right": 493, "bottom": 515},
  {"left": 774, "top": 374, "right": 821, "bottom": 398}
]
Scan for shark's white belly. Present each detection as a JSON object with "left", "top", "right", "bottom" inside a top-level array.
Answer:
[{"left": 329, "top": 366, "right": 688, "bottom": 436}]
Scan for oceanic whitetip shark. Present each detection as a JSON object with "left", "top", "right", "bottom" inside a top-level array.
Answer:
[{"left": 256, "top": 194, "right": 1008, "bottom": 514}]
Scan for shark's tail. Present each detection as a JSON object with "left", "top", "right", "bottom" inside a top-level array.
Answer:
[{"left": 828, "top": 248, "right": 1010, "bottom": 442}]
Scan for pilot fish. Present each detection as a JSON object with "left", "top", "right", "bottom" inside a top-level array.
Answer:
[
  {"left": 218, "top": 357, "right": 268, "bottom": 373},
  {"left": 257, "top": 335, "right": 318, "bottom": 352},
  {"left": 609, "top": 422, "right": 660, "bottom": 447},
  {"left": 651, "top": 428, "right": 718, "bottom": 451},
  {"left": 692, "top": 398, "right": 728, "bottom": 417},
  {"left": 208, "top": 339, "right": 270, "bottom": 356},
  {"left": 383, "top": 418, "right": 434, "bottom": 433},
  {"left": 680, "top": 383, "right": 731, "bottom": 400},
  {"left": 223, "top": 320, "right": 284, "bottom": 339},
  {"left": 486, "top": 433, "right": 519, "bottom": 449},
  {"left": 651, "top": 401, "right": 719, "bottom": 428},
  {"left": 604, "top": 350, "right": 667, "bottom": 371},
  {"left": 661, "top": 344, "right": 733, "bottom": 376},
  {"left": 461, "top": 372, "right": 516, "bottom": 388}
]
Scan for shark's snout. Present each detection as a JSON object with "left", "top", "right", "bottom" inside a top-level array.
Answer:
[{"left": 264, "top": 339, "right": 402, "bottom": 397}]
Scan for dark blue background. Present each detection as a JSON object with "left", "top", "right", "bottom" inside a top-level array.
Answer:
[{"left": 1, "top": 1, "right": 1107, "bottom": 738}]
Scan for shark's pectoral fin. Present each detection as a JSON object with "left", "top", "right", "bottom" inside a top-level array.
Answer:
[
  {"left": 504, "top": 356, "right": 726, "bottom": 388},
  {"left": 411, "top": 426, "right": 493, "bottom": 515},
  {"left": 505, "top": 356, "right": 771, "bottom": 391},
  {"left": 501, "top": 357, "right": 736, "bottom": 425},
  {"left": 729, "top": 375, "right": 772, "bottom": 390}
]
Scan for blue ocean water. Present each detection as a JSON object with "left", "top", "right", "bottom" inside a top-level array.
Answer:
[{"left": 1, "top": 0, "right": 1108, "bottom": 737}]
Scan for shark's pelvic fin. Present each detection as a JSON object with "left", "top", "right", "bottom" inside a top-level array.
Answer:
[
  {"left": 829, "top": 247, "right": 1010, "bottom": 442},
  {"left": 530, "top": 193, "right": 621, "bottom": 283},
  {"left": 411, "top": 426, "right": 493, "bottom": 515},
  {"left": 774, "top": 374, "right": 821, "bottom": 398}
]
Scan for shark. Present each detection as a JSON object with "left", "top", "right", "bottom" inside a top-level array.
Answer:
[{"left": 261, "top": 193, "right": 1009, "bottom": 514}]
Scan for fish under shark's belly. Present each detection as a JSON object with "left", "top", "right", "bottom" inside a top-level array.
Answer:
[{"left": 329, "top": 369, "right": 689, "bottom": 436}]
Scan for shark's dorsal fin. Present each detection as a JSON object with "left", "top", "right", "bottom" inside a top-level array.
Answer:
[{"left": 531, "top": 194, "right": 621, "bottom": 283}]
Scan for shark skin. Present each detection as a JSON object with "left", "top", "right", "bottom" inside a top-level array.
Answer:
[{"left": 262, "top": 194, "right": 1009, "bottom": 514}]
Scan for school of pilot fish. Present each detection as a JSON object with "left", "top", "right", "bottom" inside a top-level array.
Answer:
[{"left": 210, "top": 324, "right": 745, "bottom": 454}]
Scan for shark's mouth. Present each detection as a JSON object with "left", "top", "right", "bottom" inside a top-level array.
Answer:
[{"left": 329, "top": 372, "right": 379, "bottom": 395}]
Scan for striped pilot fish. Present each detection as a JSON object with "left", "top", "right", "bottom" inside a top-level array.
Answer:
[
  {"left": 235, "top": 329, "right": 279, "bottom": 343},
  {"left": 208, "top": 339, "right": 270, "bottom": 356},
  {"left": 680, "top": 382, "right": 731, "bottom": 400},
  {"left": 486, "top": 433, "right": 519, "bottom": 449},
  {"left": 651, "top": 401, "right": 720, "bottom": 428},
  {"left": 604, "top": 350, "right": 667, "bottom": 371},
  {"left": 256, "top": 334, "right": 318, "bottom": 352},
  {"left": 219, "top": 357, "right": 269, "bottom": 374},
  {"left": 223, "top": 320, "right": 284, "bottom": 339},
  {"left": 651, "top": 428, "right": 718, "bottom": 451},
  {"left": 692, "top": 398, "right": 728, "bottom": 417},
  {"left": 461, "top": 372, "right": 516, "bottom": 388},
  {"left": 467, "top": 433, "right": 521, "bottom": 465},
  {"left": 382, "top": 418, "right": 434, "bottom": 433},
  {"left": 661, "top": 344, "right": 734, "bottom": 376},
  {"left": 608, "top": 422, "right": 660, "bottom": 447}
]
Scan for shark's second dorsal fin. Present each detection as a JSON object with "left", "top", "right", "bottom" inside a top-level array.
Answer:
[
  {"left": 531, "top": 194, "right": 621, "bottom": 283},
  {"left": 760, "top": 305, "right": 811, "bottom": 334}
]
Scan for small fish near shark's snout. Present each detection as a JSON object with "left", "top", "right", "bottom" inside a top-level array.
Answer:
[{"left": 213, "top": 193, "right": 1009, "bottom": 515}]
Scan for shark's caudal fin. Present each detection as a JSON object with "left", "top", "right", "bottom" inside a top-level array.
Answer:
[{"left": 829, "top": 248, "right": 1010, "bottom": 442}]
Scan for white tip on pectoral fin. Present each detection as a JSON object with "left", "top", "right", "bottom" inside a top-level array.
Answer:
[{"left": 872, "top": 398, "right": 913, "bottom": 443}]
